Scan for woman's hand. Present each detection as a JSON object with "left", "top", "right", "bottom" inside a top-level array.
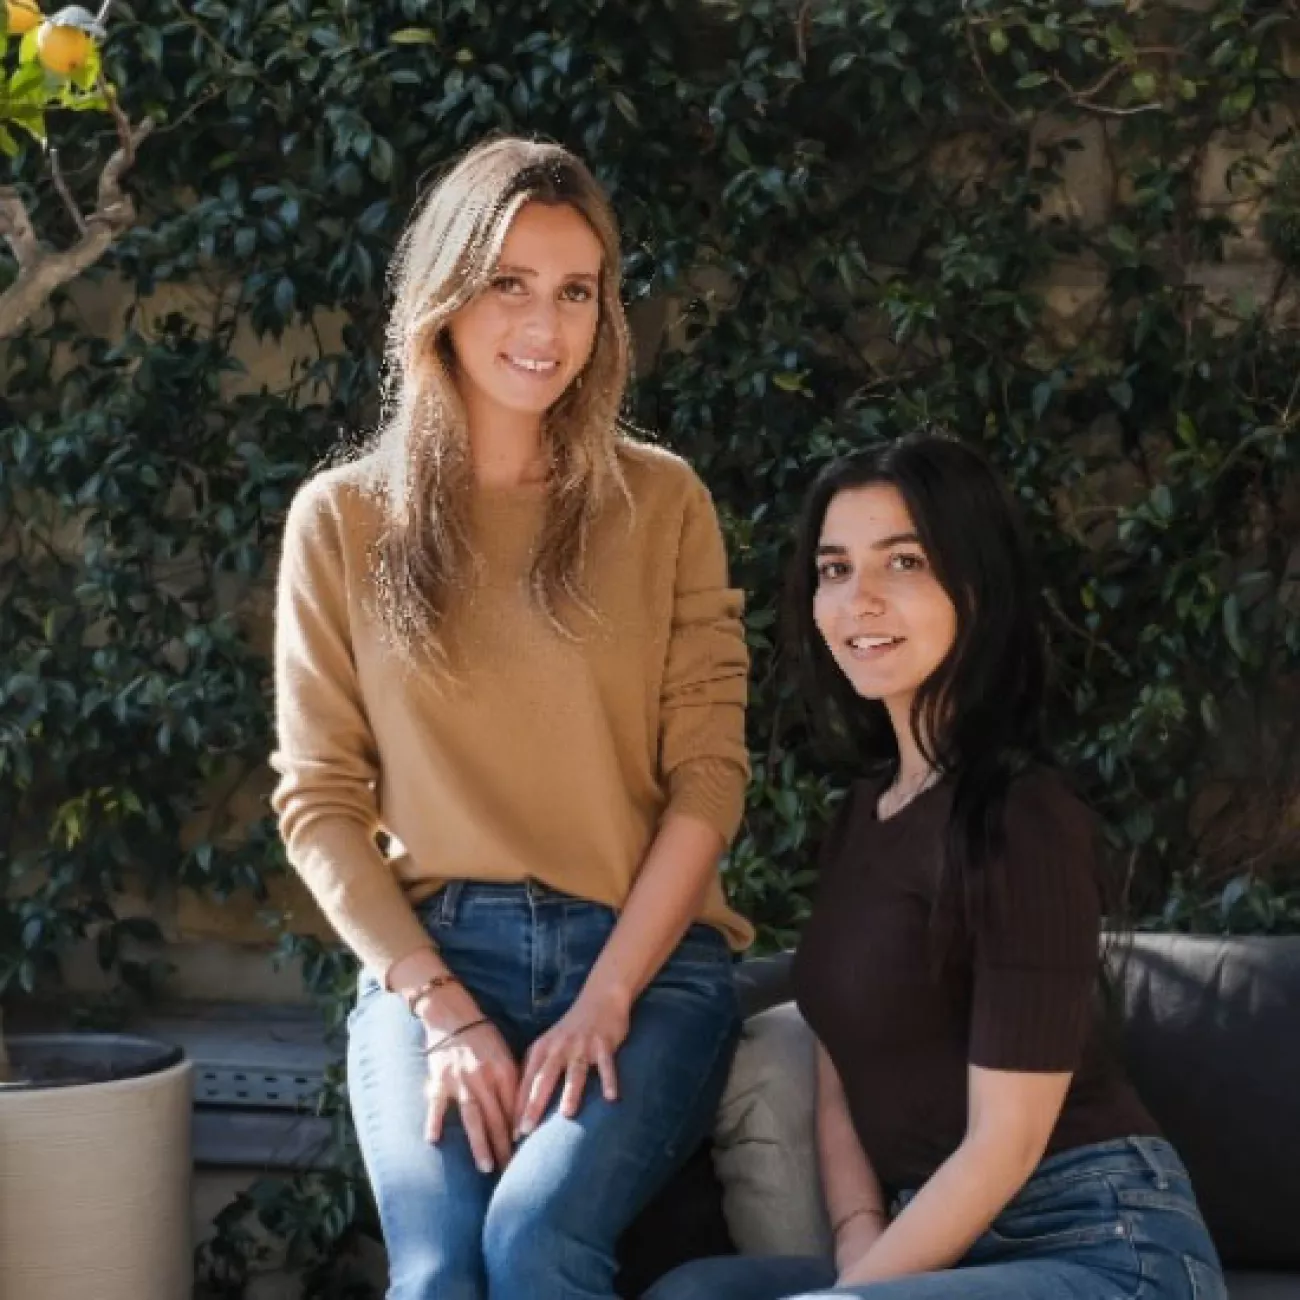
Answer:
[
  {"left": 513, "top": 987, "right": 630, "bottom": 1137},
  {"left": 424, "top": 1017, "right": 520, "bottom": 1175}
]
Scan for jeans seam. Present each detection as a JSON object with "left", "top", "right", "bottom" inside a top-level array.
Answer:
[
  {"left": 1099, "top": 1174, "right": 1146, "bottom": 1300},
  {"left": 1183, "top": 1253, "right": 1224, "bottom": 1300}
]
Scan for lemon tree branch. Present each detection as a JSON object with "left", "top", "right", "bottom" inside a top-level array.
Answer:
[{"left": 0, "top": 114, "right": 152, "bottom": 336}]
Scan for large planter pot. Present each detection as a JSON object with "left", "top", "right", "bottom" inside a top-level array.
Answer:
[{"left": 0, "top": 1034, "right": 193, "bottom": 1300}]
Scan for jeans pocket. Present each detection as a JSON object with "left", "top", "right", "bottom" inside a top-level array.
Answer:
[
  {"left": 1183, "top": 1254, "right": 1227, "bottom": 1300},
  {"left": 986, "top": 1216, "right": 1130, "bottom": 1252},
  {"left": 1116, "top": 1186, "right": 1212, "bottom": 1230},
  {"left": 987, "top": 1177, "right": 1131, "bottom": 1253}
]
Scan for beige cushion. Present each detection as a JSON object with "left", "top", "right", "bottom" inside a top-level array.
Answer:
[{"left": 712, "top": 1001, "right": 832, "bottom": 1257}]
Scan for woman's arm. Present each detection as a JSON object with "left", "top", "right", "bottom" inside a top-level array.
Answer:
[
  {"left": 270, "top": 477, "right": 435, "bottom": 981},
  {"left": 582, "top": 812, "right": 726, "bottom": 1006},
  {"left": 513, "top": 466, "right": 750, "bottom": 1135},
  {"left": 837, "top": 1065, "right": 1070, "bottom": 1284},
  {"left": 273, "top": 480, "right": 521, "bottom": 1170},
  {"left": 512, "top": 810, "right": 725, "bottom": 1134},
  {"left": 815, "top": 1043, "right": 891, "bottom": 1273}
]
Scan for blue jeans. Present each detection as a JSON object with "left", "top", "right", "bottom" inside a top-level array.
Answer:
[
  {"left": 644, "top": 1137, "right": 1226, "bottom": 1300},
  {"left": 346, "top": 879, "right": 740, "bottom": 1300}
]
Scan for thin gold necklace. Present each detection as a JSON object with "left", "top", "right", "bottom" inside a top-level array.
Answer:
[{"left": 879, "top": 767, "right": 941, "bottom": 820}]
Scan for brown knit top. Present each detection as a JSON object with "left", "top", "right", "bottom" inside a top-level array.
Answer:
[{"left": 791, "top": 767, "right": 1158, "bottom": 1193}]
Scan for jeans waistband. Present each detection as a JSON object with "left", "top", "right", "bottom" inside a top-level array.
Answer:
[
  {"left": 1031, "top": 1136, "right": 1186, "bottom": 1186},
  {"left": 430, "top": 878, "right": 596, "bottom": 926},
  {"left": 895, "top": 1136, "right": 1187, "bottom": 1212}
]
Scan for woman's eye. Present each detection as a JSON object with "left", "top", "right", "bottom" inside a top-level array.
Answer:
[
  {"left": 562, "top": 283, "right": 594, "bottom": 303},
  {"left": 816, "top": 561, "right": 849, "bottom": 582},
  {"left": 889, "top": 552, "right": 926, "bottom": 572},
  {"left": 492, "top": 276, "right": 525, "bottom": 294}
]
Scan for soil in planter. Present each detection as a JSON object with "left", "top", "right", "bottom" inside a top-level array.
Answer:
[{"left": 0, "top": 1034, "right": 183, "bottom": 1090}]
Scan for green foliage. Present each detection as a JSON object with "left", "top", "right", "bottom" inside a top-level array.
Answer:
[
  {"left": 1263, "top": 145, "right": 1300, "bottom": 272},
  {"left": 3, "top": 0, "right": 1300, "bottom": 1290}
]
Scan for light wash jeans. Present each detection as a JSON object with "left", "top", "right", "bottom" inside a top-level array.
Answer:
[
  {"left": 645, "top": 1136, "right": 1226, "bottom": 1300},
  {"left": 347, "top": 879, "right": 740, "bottom": 1300}
]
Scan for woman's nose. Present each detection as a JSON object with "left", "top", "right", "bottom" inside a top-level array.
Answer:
[
  {"left": 520, "top": 297, "right": 560, "bottom": 341},
  {"left": 847, "top": 574, "right": 886, "bottom": 616}
]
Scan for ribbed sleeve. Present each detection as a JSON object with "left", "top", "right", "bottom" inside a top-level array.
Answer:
[
  {"left": 269, "top": 479, "right": 433, "bottom": 981},
  {"left": 968, "top": 773, "right": 1101, "bottom": 1072},
  {"left": 658, "top": 475, "right": 750, "bottom": 843}
]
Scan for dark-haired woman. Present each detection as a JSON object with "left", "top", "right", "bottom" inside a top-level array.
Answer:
[{"left": 645, "top": 433, "right": 1225, "bottom": 1300}]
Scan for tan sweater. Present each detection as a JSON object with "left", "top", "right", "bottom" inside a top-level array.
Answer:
[{"left": 270, "top": 439, "right": 754, "bottom": 979}]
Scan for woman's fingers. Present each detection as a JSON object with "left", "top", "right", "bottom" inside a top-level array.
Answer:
[
  {"left": 475, "top": 1072, "right": 515, "bottom": 1171},
  {"left": 516, "top": 1049, "right": 564, "bottom": 1137},
  {"left": 455, "top": 1084, "right": 496, "bottom": 1174},
  {"left": 595, "top": 1038, "right": 619, "bottom": 1102},
  {"left": 558, "top": 1050, "right": 591, "bottom": 1118},
  {"left": 425, "top": 1050, "right": 517, "bottom": 1173},
  {"left": 425, "top": 1081, "right": 449, "bottom": 1144}
]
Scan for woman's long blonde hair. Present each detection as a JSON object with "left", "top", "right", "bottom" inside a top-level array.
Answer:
[{"left": 368, "top": 136, "right": 632, "bottom": 666}]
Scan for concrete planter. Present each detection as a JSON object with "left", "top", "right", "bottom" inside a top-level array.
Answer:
[{"left": 0, "top": 1034, "right": 193, "bottom": 1300}]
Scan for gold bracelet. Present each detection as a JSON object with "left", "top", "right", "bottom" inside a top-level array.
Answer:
[
  {"left": 402, "top": 972, "right": 461, "bottom": 1018},
  {"left": 832, "top": 1205, "right": 887, "bottom": 1237}
]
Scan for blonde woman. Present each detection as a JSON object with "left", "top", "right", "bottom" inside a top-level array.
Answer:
[{"left": 269, "top": 137, "right": 752, "bottom": 1299}]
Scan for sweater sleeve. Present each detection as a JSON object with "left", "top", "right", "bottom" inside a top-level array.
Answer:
[
  {"left": 268, "top": 478, "right": 433, "bottom": 981},
  {"left": 658, "top": 473, "right": 750, "bottom": 843},
  {"left": 968, "top": 772, "right": 1101, "bottom": 1073}
]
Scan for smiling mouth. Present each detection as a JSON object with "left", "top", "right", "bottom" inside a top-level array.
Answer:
[
  {"left": 847, "top": 635, "right": 904, "bottom": 657},
  {"left": 502, "top": 353, "right": 561, "bottom": 376}
]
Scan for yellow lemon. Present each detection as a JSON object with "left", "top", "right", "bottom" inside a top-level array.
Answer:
[
  {"left": 5, "top": 0, "right": 43, "bottom": 34},
  {"left": 36, "top": 18, "right": 93, "bottom": 75}
]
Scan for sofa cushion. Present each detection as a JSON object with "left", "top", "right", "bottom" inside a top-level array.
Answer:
[
  {"left": 1107, "top": 935, "right": 1300, "bottom": 1269},
  {"left": 1223, "top": 1274, "right": 1300, "bottom": 1300},
  {"left": 713, "top": 1002, "right": 833, "bottom": 1258}
]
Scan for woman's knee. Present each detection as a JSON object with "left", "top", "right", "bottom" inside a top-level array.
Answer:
[
  {"left": 386, "top": 1244, "right": 484, "bottom": 1300},
  {"left": 481, "top": 1187, "right": 604, "bottom": 1291}
]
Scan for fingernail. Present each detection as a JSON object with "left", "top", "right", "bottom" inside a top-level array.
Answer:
[
  {"left": 519, "top": 1118, "right": 535, "bottom": 1136},
  {"left": 477, "top": 1160, "right": 493, "bottom": 1175}
]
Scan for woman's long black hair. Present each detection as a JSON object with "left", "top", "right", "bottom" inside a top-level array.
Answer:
[{"left": 786, "top": 430, "right": 1053, "bottom": 959}]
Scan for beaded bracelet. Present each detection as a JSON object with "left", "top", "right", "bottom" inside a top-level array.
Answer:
[
  {"left": 402, "top": 972, "right": 461, "bottom": 1018},
  {"left": 419, "top": 1016, "right": 491, "bottom": 1056}
]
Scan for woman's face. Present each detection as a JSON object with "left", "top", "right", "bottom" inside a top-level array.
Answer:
[
  {"left": 812, "top": 482, "right": 958, "bottom": 715},
  {"left": 446, "top": 200, "right": 603, "bottom": 424}
]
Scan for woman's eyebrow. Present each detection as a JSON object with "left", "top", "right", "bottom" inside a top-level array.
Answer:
[
  {"left": 871, "top": 531, "right": 921, "bottom": 550},
  {"left": 496, "top": 262, "right": 599, "bottom": 283},
  {"left": 816, "top": 532, "right": 921, "bottom": 555}
]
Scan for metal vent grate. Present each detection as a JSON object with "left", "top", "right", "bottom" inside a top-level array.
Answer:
[
  {"left": 132, "top": 1005, "right": 335, "bottom": 1114},
  {"left": 196, "top": 1064, "right": 322, "bottom": 1110}
]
